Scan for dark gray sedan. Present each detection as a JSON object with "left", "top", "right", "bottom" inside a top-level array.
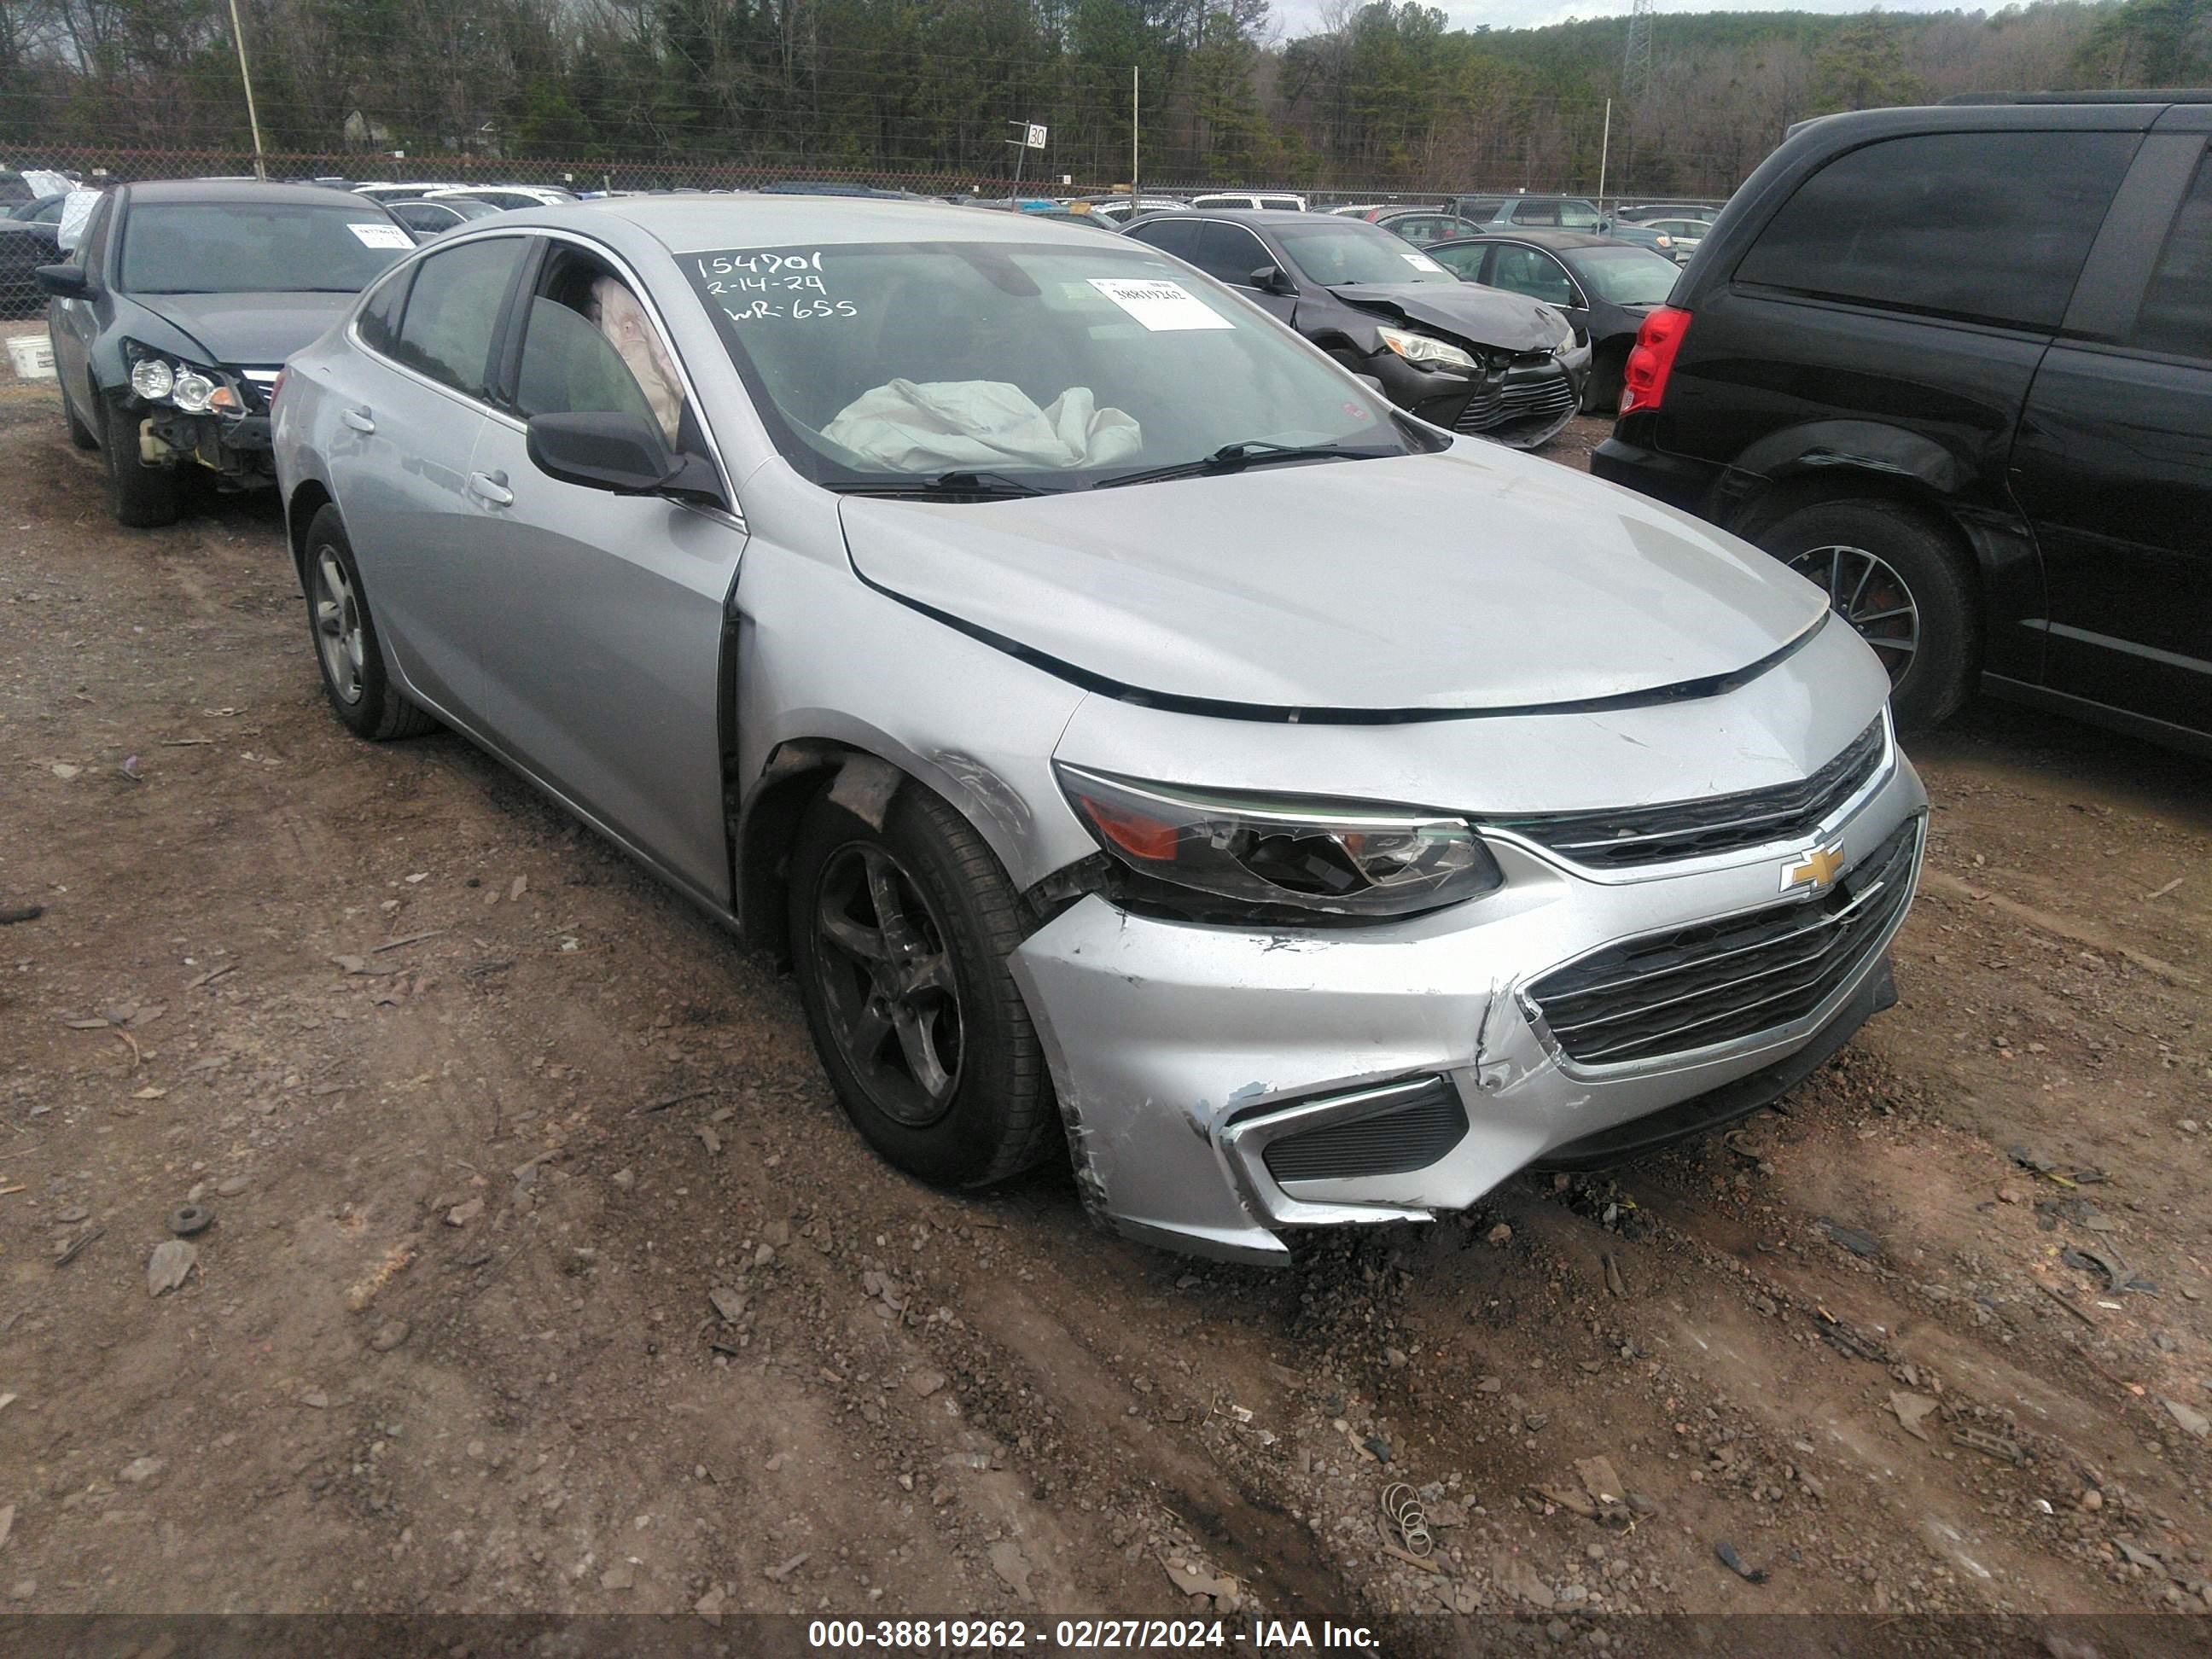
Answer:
[
  {"left": 1124, "top": 208, "right": 1588, "bottom": 448},
  {"left": 39, "top": 179, "right": 414, "bottom": 525},
  {"left": 1427, "top": 231, "right": 1684, "bottom": 413}
]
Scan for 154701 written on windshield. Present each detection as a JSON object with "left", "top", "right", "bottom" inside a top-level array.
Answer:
[{"left": 690, "top": 250, "right": 857, "bottom": 323}]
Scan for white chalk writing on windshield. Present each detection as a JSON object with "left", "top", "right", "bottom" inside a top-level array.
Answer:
[{"left": 691, "top": 250, "right": 860, "bottom": 323}]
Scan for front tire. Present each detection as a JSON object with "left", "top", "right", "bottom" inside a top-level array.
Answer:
[
  {"left": 102, "top": 400, "right": 177, "bottom": 527},
  {"left": 302, "top": 504, "right": 437, "bottom": 741},
  {"left": 788, "top": 781, "right": 1057, "bottom": 1190},
  {"left": 1753, "top": 498, "right": 1976, "bottom": 731}
]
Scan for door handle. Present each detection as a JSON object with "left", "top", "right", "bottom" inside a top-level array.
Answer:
[
  {"left": 341, "top": 407, "right": 375, "bottom": 434},
  {"left": 468, "top": 469, "right": 513, "bottom": 508}
]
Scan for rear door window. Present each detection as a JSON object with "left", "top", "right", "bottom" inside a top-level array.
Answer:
[
  {"left": 1737, "top": 130, "right": 2139, "bottom": 330},
  {"left": 390, "top": 236, "right": 525, "bottom": 400},
  {"left": 1511, "top": 201, "right": 1560, "bottom": 226},
  {"left": 1127, "top": 217, "right": 1202, "bottom": 261},
  {"left": 2132, "top": 152, "right": 2212, "bottom": 361}
]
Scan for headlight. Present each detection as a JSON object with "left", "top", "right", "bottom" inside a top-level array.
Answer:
[
  {"left": 171, "top": 370, "right": 215, "bottom": 413},
  {"left": 1057, "top": 765, "right": 1503, "bottom": 920},
  {"left": 1377, "top": 327, "right": 1478, "bottom": 373},
  {"left": 123, "top": 341, "right": 242, "bottom": 417}
]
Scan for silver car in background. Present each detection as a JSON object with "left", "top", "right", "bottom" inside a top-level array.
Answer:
[{"left": 271, "top": 197, "right": 1926, "bottom": 1266}]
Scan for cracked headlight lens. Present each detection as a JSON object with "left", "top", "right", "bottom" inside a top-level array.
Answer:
[{"left": 1057, "top": 765, "right": 1502, "bottom": 919}]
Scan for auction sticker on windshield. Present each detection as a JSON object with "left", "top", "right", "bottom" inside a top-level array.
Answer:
[
  {"left": 349, "top": 223, "right": 414, "bottom": 249},
  {"left": 1087, "top": 277, "right": 1233, "bottom": 332},
  {"left": 1401, "top": 253, "right": 1445, "bottom": 272}
]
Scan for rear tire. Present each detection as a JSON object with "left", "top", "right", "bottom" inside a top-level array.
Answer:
[
  {"left": 102, "top": 400, "right": 178, "bottom": 527},
  {"left": 1753, "top": 497, "right": 1976, "bottom": 731},
  {"left": 789, "top": 780, "right": 1057, "bottom": 1190},
  {"left": 303, "top": 504, "right": 437, "bottom": 741}
]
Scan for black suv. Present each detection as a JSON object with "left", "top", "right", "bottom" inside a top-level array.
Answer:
[{"left": 1593, "top": 93, "right": 2211, "bottom": 751}]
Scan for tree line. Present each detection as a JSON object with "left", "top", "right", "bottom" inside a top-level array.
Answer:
[{"left": 1, "top": 0, "right": 2205, "bottom": 197}]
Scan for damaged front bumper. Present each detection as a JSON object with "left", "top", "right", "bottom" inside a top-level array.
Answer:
[
  {"left": 137, "top": 406, "right": 277, "bottom": 490},
  {"left": 1010, "top": 751, "right": 1925, "bottom": 1266}
]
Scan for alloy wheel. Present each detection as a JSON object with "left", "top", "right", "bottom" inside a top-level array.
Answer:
[
  {"left": 812, "top": 843, "right": 963, "bottom": 1127},
  {"left": 312, "top": 546, "right": 366, "bottom": 705},
  {"left": 1787, "top": 543, "right": 1919, "bottom": 689}
]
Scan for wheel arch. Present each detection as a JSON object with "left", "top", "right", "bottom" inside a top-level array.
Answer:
[
  {"left": 1715, "top": 435, "right": 2043, "bottom": 681},
  {"left": 285, "top": 480, "right": 335, "bottom": 585}
]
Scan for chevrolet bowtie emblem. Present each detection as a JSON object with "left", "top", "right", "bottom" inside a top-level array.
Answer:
[{"left": 1783, "top": 841, "right": 1845, "bottom": 894}]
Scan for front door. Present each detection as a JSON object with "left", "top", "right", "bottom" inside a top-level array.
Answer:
[
  {"left": 2013, "top": 141, "right": 2212, "bottom": 738},
  {"left": 464, "top": 254, "right": 745, "bottom": 904}
]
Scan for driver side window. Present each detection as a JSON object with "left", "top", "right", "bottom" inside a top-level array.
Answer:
[
  {"left": 512, "top": 249, "right": 688, "bottom": 447},
  {"left": 1490, "top": 246, "right": 1575, "bottom": 307},
  {"left": 1429, "top": 242, "right": 1487, "bottom": 282}
]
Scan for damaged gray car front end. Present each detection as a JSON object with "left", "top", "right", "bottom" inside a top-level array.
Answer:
[{"left": 276, "top": 197, "right": 1924, "bottom": 1268}]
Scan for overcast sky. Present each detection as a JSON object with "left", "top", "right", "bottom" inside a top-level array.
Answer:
[{"left": 1270, "top": 0, "right": 1978, "bottom": 38}]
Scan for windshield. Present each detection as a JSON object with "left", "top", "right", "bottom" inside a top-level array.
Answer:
[
  {"left": 1576, "top": 244, "right": 1683, "bottom": 306},
  {"left": 119, "top": 201, "right": 412, "bottom": 294},
  {"left": 1273, "top": 220, "right": 1458, "bottom": 287},
  {"left": 679, "top": 239, "right": 1416, "bottom": 489}
]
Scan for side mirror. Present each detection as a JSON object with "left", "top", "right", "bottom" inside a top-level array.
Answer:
[
  {"left": 1249, "top": 264, "right": 1294, "bottom": 296},
  {"left": 526, "top": 410, "right": 719, "bottom": 501},
  {"left": 35, "top": 264, "right": 90, "bottom": 299}
]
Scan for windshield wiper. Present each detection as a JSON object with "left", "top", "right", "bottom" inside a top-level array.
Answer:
[
  {"left": 1094, "top": 440, "right": 1398, "bottom": 490},
  {"left": 830, "top": 469, "right": 1059, "bottom": 500}
]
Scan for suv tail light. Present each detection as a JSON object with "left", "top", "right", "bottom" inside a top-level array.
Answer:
[{"left": 1619, "top": 306, "right": 1691, "bottom": 416}]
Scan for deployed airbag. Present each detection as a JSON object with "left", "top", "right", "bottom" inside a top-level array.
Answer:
[{"left": 824, "top": 379, "right": 1140, "bottom": 473}]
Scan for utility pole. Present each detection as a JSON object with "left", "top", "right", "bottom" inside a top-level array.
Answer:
[
  {"left": 1131, "top": 67, "right": 1140, "bottom": 202},
  {"left": 1597, "top": 98, "right": 1611, "bottom": 216},
  {"left": 226, "top": 0, "right": 268, "bottom": 180}
]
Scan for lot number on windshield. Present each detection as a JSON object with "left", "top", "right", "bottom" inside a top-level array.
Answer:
[{"left": 692, "top": 250, "right": 859, "bottom": 323}]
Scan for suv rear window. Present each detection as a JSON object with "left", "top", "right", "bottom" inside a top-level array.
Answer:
[
  {"left": 2133, "top": 152, "right": 2212, "bottom": 361},
  {"left": 1737, "top": 131, "right": 2138, "bottom": 330}
]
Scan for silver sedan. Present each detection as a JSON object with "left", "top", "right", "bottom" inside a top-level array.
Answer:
[{"left": 271, "top": 197, "right": 1925, "bottom": 1266}]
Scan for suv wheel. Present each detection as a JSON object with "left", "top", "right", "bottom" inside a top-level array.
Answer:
[{"left": 1755, "top": 498, "right": 1976, "bottom": 731}]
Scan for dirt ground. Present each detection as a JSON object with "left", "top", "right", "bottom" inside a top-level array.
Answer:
[{"left": 1, "top": 382, "right": 2209, "bottom": 1642}]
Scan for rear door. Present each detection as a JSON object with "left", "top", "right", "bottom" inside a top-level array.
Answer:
[
  {"left": 2013, "top": 123, "right": 2212, "bottom": 738},
  {"left": 323, "top": 232, "right": 528, "bottom": 724}
]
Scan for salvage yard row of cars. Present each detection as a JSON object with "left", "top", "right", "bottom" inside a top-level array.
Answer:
[{"left": 16, "top": 89, "right": 2209, "bottom": 1263}]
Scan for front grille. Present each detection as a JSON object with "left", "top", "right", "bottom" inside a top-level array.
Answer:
[
  {"left": 1524, "top": 816, "right": 1920, "bottom": 1068},
  {"left": 1487, "top": 718, "right": 1887, "bottom": 870},
  {"left": 1454, "top": 359, "right": 1576, "bottom": 435},
  {"left": 1262, "top": 1077, "right": 1469, "bottom": 1184}
]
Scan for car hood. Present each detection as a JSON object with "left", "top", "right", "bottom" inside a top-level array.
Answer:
[
  {"left": 130, "top": 291, "right": 356, "bottom": 368},
  {"left": 838, "top": 448, "right": 1828, "bottom": 713},
  {"left": 1328, "top": 282, "right": 1565, "bottom": 352}
]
